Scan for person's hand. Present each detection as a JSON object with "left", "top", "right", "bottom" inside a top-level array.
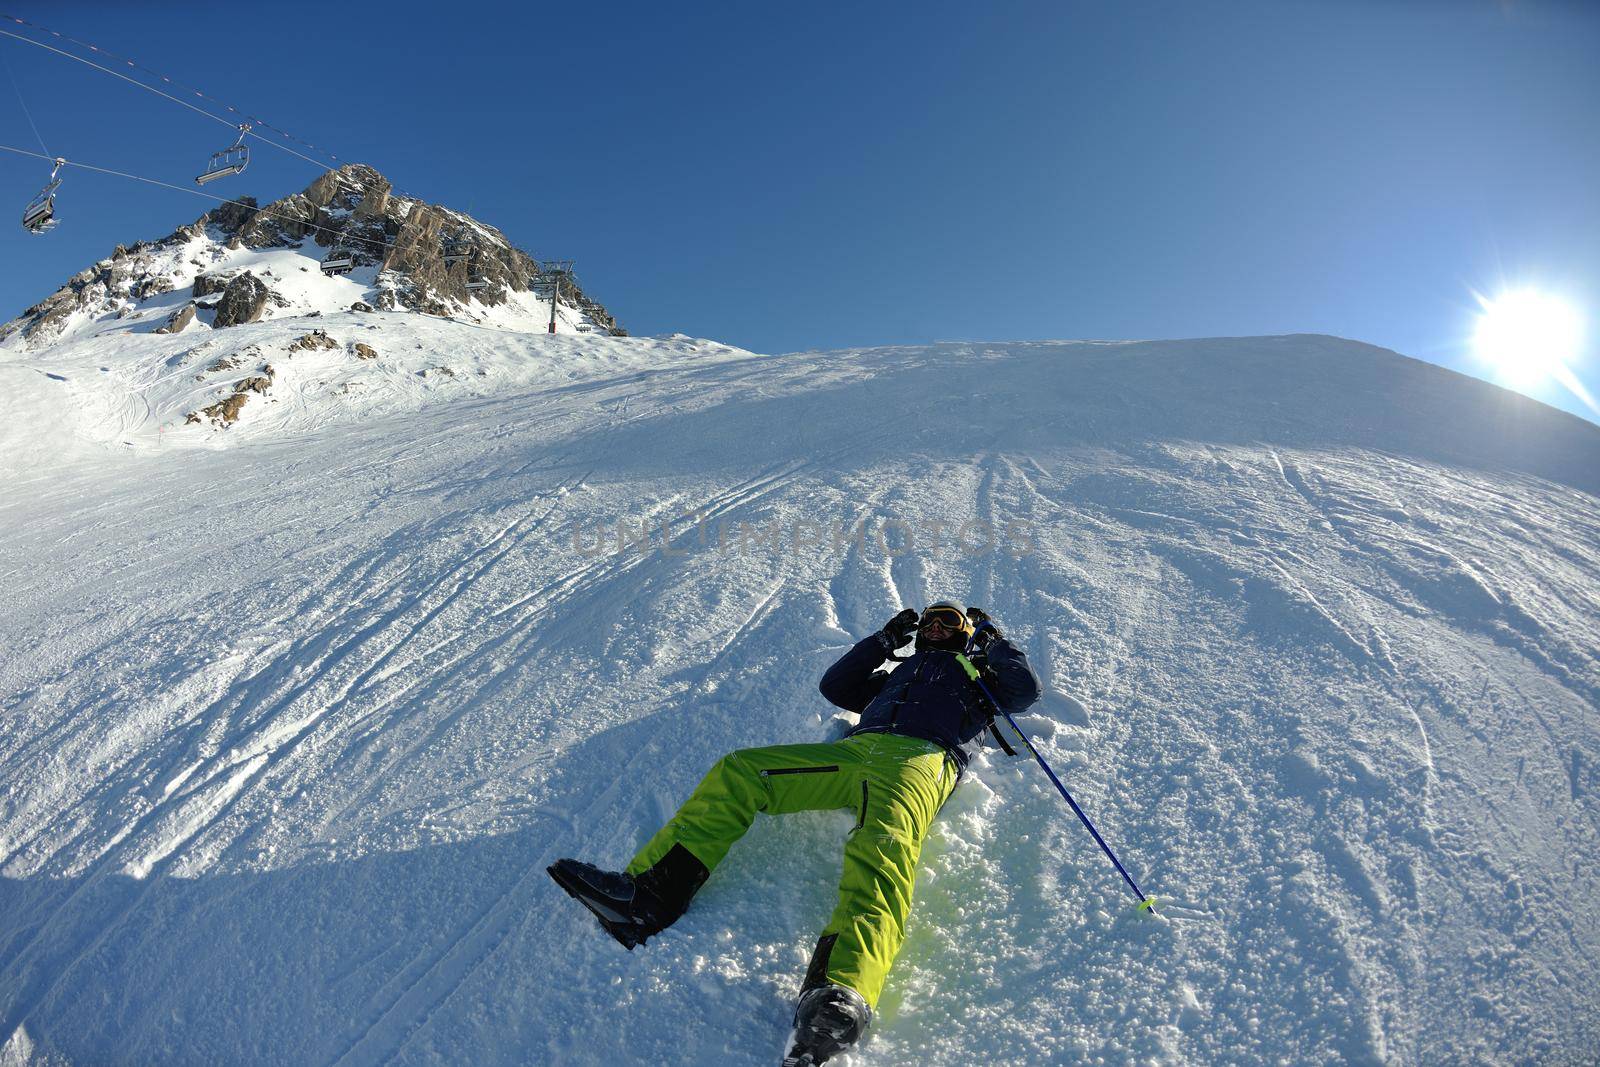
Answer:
[
  {"left": 876, "top": 608, "right": 920, "bottom": 652},
  {"left": 966, "top": 606, "right": 1002, "bottom": 650}
]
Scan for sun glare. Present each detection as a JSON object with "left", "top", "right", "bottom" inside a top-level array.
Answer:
[{"left": 1473, "top": 290, "right": 1584, "bottom": 389}]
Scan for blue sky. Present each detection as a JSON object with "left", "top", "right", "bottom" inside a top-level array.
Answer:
[{"left": 1, "top": 0, "right": 1596, "bottom": 423}]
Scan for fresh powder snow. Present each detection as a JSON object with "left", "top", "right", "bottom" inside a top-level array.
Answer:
[{"left": 1, "top": 243, "right": 1598, "bottom": 1064}]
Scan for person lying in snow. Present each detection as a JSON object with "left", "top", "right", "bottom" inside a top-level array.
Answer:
[{"left": 548, "top": 601, "right": 1041, "bottom": 1065}]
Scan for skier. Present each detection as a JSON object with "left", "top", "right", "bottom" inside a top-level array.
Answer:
[{"left": 548, "top": 600, "right": 1041, "bottom": 1065}]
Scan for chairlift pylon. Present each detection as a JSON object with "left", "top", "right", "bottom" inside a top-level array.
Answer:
[
  {"left": 195, "top": 124, "right": 251, "bottom": 186},
  {"left": 320, "top": 246, "right": 355, "bottom": 276},
  {"left": 21, "top": 157, "right": 65, "bottom": 235}
]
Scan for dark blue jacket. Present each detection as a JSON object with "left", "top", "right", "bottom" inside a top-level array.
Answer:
[{"left": 818, "top": 635, "right": 1041, "bottom": 772}]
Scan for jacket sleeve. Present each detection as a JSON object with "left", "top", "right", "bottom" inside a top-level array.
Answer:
[
  {"left": 819, "top": 635, "right": 892, "bottom": 713},
  {"left": 980, "top": 637, "right": 1041, "bottom": 713}
]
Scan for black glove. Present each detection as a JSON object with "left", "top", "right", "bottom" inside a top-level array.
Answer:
[
  {"left": 966, "top": 606, "right": 1002, "bottom": 650},
  {"left": 875, "top": 608, "right": 919, "bottom": 653}
]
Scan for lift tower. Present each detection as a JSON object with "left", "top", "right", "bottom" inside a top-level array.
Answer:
[{"left": 535, "top": 260, "right": 574, "bottom": 334}]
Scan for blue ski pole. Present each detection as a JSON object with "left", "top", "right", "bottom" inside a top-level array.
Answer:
[{"left": 965, "top": 623, "right": 1157, "bottom": 913}]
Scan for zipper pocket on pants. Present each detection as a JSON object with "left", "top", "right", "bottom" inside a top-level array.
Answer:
[
  {"left": 759, "top": 765, "right": 840, "bottom": 777},
  {"left": 854, "top": 781, "right": 869, "bottom": 830}
]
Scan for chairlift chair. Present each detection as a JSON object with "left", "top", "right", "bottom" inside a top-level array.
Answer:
[
  {"left": 320, "top": 247, "right": 356, "bottom": 276},
  {"left": 195, "top": 125, "right": 251, "bottom": 186},
  {"left": 21, "top": 158, "right": 65, "bottom": 235},
  {"left": 463, "top": 251, "right": 489, "bottom": 292},
  {"left": 443, "top": 235, "right": 470, "bottom": 265}
]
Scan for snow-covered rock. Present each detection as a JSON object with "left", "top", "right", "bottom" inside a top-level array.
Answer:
[{"left": 0, "top": 164, "right": 623, "bottom": 353}]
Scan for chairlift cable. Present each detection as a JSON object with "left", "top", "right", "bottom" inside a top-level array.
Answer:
[
  {"left": 0, "top": 27, "right": 233, "bottom": 134},
  {"left": 1, "top": 15, "right": 468, "bottom": 222},
  {"left": 0, "top": 48, "right": 48, "bottom": 156},
  {"left": 1, "top": 21, "right": 450, "bottom": 250},
  {"left": 0, "top": 13, "right": 342, "bottom": 168},
  {"left": 0, "top": 18, "right": 337, "bottom": 172},
  {"left": 0, "top": 140, "right": 393, "bottom": 253}
]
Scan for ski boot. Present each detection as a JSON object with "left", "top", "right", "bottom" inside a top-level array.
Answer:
[
  {"left": 547, "top": 844, "right": 707, "bottom": 950},
  {"left": 781, "top": 984, "right": 871, "bottom": 1066}
]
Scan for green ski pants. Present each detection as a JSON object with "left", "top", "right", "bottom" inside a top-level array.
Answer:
[{"left": 627, "top": 731, "right": 958, "bottom": 1009}]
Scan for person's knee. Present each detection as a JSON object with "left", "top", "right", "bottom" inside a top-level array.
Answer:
[
  {"left": 713, "top": 749, "right": 756, "bottom": 781},
  {"left": 845, "top": 824, "right": 922, "bottom": 873},
  {"left": 708, "top": 749, "right": 770, "bottom": 805}
]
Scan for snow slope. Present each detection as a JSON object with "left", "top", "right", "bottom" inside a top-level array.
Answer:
[
  {"left": 1, "top": 329, "right": 1597, "bottom": 1066},
  {"left": 0, "top": 306, "right": 733, "bottom": 468}
]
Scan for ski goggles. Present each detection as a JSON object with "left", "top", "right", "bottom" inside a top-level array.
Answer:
[{"left": 919, "top": 605, "right": 969, "bottom": 631}]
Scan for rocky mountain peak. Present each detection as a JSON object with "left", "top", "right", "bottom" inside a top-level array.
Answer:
[{"left": 1, "top": 164, "right": 623, "bottom": 349}]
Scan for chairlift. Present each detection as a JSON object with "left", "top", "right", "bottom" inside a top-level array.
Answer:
[
  {"left": 462, "top": 250, "right": 489, "bottom": 292},
  {"left": 443, "top": 234, "right": 471, "bottom": 265},
  {"left": 21, "top": 158, "right": 65, "bottom": 235},
  {"left": 320, "top": 246, "right": 355, "bottom": 276},
  {"left": 195, "top": 125, "right": 251, "bottom": 186}
]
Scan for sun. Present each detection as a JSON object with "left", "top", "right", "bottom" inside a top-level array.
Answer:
[{"left": 1473, "top": 290, "right": 1584, "bottom": 389}]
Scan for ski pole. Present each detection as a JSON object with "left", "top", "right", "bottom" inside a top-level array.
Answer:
[{"left": 966, "top": 624, "right": 1157, "bottom": 913}]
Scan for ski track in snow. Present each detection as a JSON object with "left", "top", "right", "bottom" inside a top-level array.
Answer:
[{"left": 1, "top": 328, "right": 1598, "bottom": 1065}]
